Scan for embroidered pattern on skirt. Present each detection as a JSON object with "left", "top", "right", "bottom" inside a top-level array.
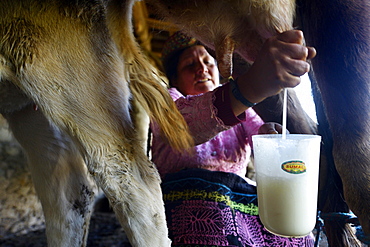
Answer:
[{"left": 162, "top": 169, "right": 314, "bottom": 247}]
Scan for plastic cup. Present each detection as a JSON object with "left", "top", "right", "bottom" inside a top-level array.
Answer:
[{"left": 252, "top": 134, "right": 321, "bottom": 237}]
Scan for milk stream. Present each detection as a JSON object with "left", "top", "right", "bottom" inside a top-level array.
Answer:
[{"left": 282, "top": 88, "right": 288, "bottom": 139}]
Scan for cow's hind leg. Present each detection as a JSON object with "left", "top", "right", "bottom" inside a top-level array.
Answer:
[
  {"left": 4, "top": 104, "right": 96, "bottom": 247},
  {"left": 298, "top": 0, "right": 370, "bottom": 245}
]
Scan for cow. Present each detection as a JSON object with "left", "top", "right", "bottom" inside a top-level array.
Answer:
[
  {"left": 2, "top": 0, "right": 369, "bottom": 246},
  {"left": 0, "top": 0, "right": 194, "bottom": 246},
  {"left": 147, "top": 0, "right": 370, "bottom": 246}
]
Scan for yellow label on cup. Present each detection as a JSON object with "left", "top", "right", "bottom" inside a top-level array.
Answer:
[{"left": 281, "top": 161, "right": 306, "bottom": 174}]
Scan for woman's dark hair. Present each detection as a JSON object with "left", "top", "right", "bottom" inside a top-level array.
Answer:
[
  {"left": 163, "top": 48, "right": 189, "bottom": 86},
  {"left": 161, "top": 32, "right": 199, "bottom": 86}
]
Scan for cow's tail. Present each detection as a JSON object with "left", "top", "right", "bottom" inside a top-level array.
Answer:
[{"left": 105, "top": 0, "right": 193, "bottom": 152}]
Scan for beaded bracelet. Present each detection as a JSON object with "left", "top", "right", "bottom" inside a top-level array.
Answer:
[{"left": 229, "top": 78, "right": 257, "bottom": 108}]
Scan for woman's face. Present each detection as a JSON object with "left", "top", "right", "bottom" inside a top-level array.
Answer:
[{"left": 173, "top": 45, "right": 220, "bottom": 95}]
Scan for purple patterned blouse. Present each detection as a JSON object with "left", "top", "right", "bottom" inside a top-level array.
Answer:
[{"left": 151, "top": 82, "right": 264, "bottom": 179}]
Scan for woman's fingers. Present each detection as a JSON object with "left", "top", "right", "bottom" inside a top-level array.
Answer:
[
  {"left": 280, "top": 43, "right": 309, "bottom": 60},
  {"left": 276, "top": 30, "right": 317, "bottom": 61},
  {"left": 273, "top": 30, "right": 315, "bottom": 85},
  {"left": 307, "top": 46, "right": 317, "bottom": 60},
  {"left": 277, "top": 30, "right": 305, "bottom": 45},
  {"left": 258, "top": 122, "right": 286, "bottom": 134},
  {"left": 282, "top": 57, "right": 311, "bottom": 76},
  {"left": 236, "top": 29, "right": 316, "bottom": 103}
]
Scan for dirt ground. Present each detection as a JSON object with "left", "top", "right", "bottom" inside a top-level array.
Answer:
[{"left": 0, "top": 210, "right": 132, "bottom": 247}]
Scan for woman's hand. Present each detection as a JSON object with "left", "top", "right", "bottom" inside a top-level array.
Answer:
[
  {"left": 258, "top": 122, "right": 287, "bottom": 134},
  {"left": 230, "top": 30, "right": 316, "bottom": 116},
  {"left": 247, "top": 30, "right": 316, "bottom": 101}
]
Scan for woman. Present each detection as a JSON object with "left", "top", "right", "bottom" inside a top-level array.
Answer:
[{"left": 151, "top": 31, "right": 316, "bottom": 246}]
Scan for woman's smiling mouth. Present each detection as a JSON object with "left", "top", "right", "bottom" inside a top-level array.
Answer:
[{"left": 197, "top": 78, "right": 211, "bottom": 83}]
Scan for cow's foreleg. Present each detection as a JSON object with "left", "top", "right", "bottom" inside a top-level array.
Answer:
[
  {"left": 4, "top": 104, "right": 97, "bottom": 247},
  {"left": 86, "top": 146, "right": 170, "bottom": 247},
  {"left": 1, "top": 9, "right": 171, "bottom": 245}
]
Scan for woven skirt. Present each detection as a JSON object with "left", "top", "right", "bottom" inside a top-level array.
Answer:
[{"left": 161, "top": 168, "right": 314, "bottom": 247}]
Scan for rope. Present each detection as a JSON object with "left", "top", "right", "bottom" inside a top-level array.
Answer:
[
  {"left": 314, "top": 212, "right": 324, "bottom": 247},
  {"left": 314, "top": 211, "right": 370, "bottom": 246},
  {"left": 356, "top": 226, "right": 370, "bottom": 245},
  {"left": 320, "top": 212, "right": 358, "bottom": 223}
]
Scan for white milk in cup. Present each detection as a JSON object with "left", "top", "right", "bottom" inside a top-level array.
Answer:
[{"left": 252, "top": 134, "right": 321, "bottom": 237}]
